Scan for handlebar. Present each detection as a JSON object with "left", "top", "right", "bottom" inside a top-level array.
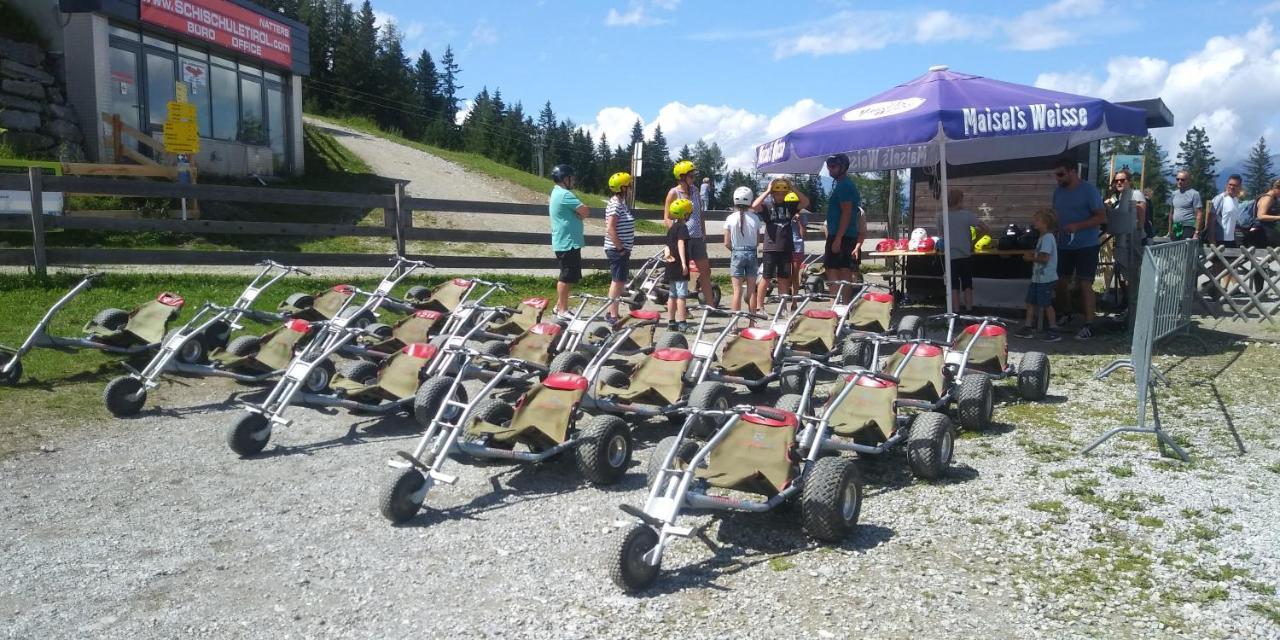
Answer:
[
  {"left": 572, "top": 293, "right": 641, "bottom": 308},
  {"left": 445, "top": 344, "right": 534, "bottom": 371},
  {"left": 671, "top": 403, "right": 758, "bottom": 417},
  {"left": 467, "top": 277, "right": 513, "bottom": 292},
  {"left": 255, "top": 260, "right": 313, "bottom": 277},
  {"left": 928, "top": 312, "right": 1006, "bottom": 325},
  {"left": 392, "top": 255, "right": 435, "bottom": 269},
  {"left": 692, "top": 305, "right": 767, "bottom": 321}
]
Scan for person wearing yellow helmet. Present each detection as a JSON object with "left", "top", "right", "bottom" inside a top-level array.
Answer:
[
  {"left": 664, "top": 198, "right": 694, "bottom": 330},
  {"left": 604, "top": 172, "right": 636, "bottom": 323},
  {"left": 665, "top": 159, "right": 713, "bottom": 306},
  {"left": 751, "top": 178, "right": 810, "bottom": 310}
]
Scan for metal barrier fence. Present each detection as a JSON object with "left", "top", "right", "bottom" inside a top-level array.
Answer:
[{"left": 1085, "top": 240, "right": 1199, "bottom": 461}]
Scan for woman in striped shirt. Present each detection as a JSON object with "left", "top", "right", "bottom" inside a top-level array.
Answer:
[{"left": 605, "top": 172, "right": 637, "bottom": 324}]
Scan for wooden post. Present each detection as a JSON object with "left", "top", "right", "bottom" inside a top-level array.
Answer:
[
  {"left": 393, "top": 182, "right": 407, "bottom": 266},
  {"left": 28, "top": 167, "right": 46, "bottom": 278},
  {"left": 111, "top": 114, "right": 123, "bottom": 163}
]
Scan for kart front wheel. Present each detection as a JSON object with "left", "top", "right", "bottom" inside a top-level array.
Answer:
[
  {"left": 0, "top": 354, "right": 22, "bottom": 386},
  {"left": 801, "top": 456, "right": 863, "bottom": 543},
  {"left": 379, "top": 468, "right": 427, "bottom": 524},
  {"left": 226, "top": 412, "right": 271, "bottom": 457},
  {"left": 103, "top": 375, "right": 146, "bottom": 417},
  {"left": 609, "top": 524, "right": 661, "bottom": 593},
  {"left": 906, "top": 412, "right": 955, "bottom": 480}
]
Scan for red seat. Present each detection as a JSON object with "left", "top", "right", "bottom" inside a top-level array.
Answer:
[
  {"left": 332, "top": 284, "right": 354, "bottom": 294},
  {"left": 803, "top": 309, "right": 838, "bottom": 320},
  {"left": 529, "top": 322, "right": 563, "bottom": 336},
  {"left": 414, "top": 310, "right": 444, "bottom": 320},
  {"left": 630, "top": 309, "right": 661, "bottom": 320},
  {"left": 451, "top": 278, "right": 472, "bottom": 287},
  {"left": 848, "top": 373, "right": 897, "bottom": 388},
  {"left": 522, "top": 297, "right": 549, "bottom": 309},
  {"left": 543, "top": 371, "right": 588, "bottom": 391},
  {"left": 157, "top": 292, "right": 184, "bottom": 307},
  {"left": 742, "top": 406, "right": 799, "bottom": 428},
  {"left": 963, "top": 324, "right": 1007, "bottom": 337},
  {"left": 402, "top": 343, "right": 439, "bottom": 360},
  {"left": 287, "top": 319, "right": 311, "bottom": 333},
  {"left": 740, "top": 327, "right": 778, "bottom": 341},
  {"left": 897, "top": 343, "right": 943, "bottom": 357},
  {"left": 863, "top": 292, "right": 893, "bottom": 304},
  {"left": 653, "top": 347, "right": 694, "bottom": 362}
]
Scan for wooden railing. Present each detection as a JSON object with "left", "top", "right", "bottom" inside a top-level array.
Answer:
[{"left": 0, "top": 170, "right": 732, "bottom": 276}]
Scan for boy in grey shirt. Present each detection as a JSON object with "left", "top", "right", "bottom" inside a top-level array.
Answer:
[{"left": 1016, "top": 209, "right": 1061, "bottom": 342}]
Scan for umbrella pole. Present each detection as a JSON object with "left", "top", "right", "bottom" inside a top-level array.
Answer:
[{"left": 938, "top": 128, "right": 955, "bottom": 332}]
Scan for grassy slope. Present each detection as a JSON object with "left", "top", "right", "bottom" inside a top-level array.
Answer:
[
  {"left": 0, "top": 270, "right": 611, "bottom": 456},
  {"left": 304, "top": 113, "right": 666, "bottom": 211}
]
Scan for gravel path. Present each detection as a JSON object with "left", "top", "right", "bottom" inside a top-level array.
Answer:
[{"left": 2, "top": 319, "right": 1279, "bottom": 639}]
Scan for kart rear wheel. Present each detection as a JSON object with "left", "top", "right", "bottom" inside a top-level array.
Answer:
[
  {"left": 379, "top": 467, "right": 427, "bottom": 524},
  {"left": 610, "top": 524, "right": 661, "bottom": 593},
  {"left": 778, "top": 367, "right": 805, "bottom": 395},
  {"left": 404, "top": 285, "right": 431, "bottom": 303},
  {"left": 413, "top": 376, "right": 468, "bottom": 427},
  {"left": 224, "top": 335, "right": 261, "bottom": 357},
  {"left": 91, "top": 308, "right": 129, "bottom": 332},
  {"left": 895, "top": 314, "right": 925, "bottom": 341},
  {"left": 301, "top": 358, "right": 336, "bottom": 393},
  {"left": 686, "top": 381, "right": 731, "bottom": 438},
  {"left": 338, "top": 307, "right": 376, "bottom": 330},
  {"left": 697, "top": 284, "right": 722, "bottom": 308},
  {"left": 654, "top": 331, "right": 688, "bottom": 351},
  {"left": 473, "top": 397, "right": 514, "bottom": 426},
  {"left": 650, "top": 289, "right": 669, "bottom": 306},
  {"left": 165, "top": 329, "right": 208, "bottom": 365},
  {"left": 576, "top": 414, "right": 632, "bottom": 485},
  {"left": 776, "top": 393, "right": 804, "bottom": 416},
  {"left": 549, "top": 350, "right": 589, "bottom": 375},
  {"left": 103, "top": 375, "right": 146, "bottom": 417},
  {"left": 0, "top": 354, "right": 22, "bottom": 386},
  {"left": 480, "top": 340, "right": 509, "bottom": 359},
  {"left": 280, "top": 292, "right": 314, "bottom": 312},
  {"left": 363, "top": 323, "right": 394, "bottom": 340},
  {"left": 806, "top": 274, "right": 826, "bottom": 295},
  {"left": 1017, "top": 351, "right": 1051, "bottom": 401},
  {"left": 645, "top": 435, "right": 698, "bottom": 488},
  {"left": 598, "top": 366, "right": 631, "bottom": 389},
  {"left": 226, "top": 412, "right": 271, "bottom": 457},
  {"left": 801, "top": 456, "right": 863, "bottom": 543},
  {"left": 906, "top": 412, "right": 954, "bottom": 480},
  {"left": 840, "top": 338, "right": 872, "bottom": 369},
  {"left": 339, "top": 359, "right": 380, "bottom": 385},
  {"left": 956, "top": 374, "right": 994, "bottom": 431}
]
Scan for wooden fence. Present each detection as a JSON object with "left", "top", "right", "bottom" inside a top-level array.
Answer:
[{"left": 0, "top": 170, "right": 733, "bottom": 276}]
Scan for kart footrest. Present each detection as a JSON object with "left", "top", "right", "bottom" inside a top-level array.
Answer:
[
  {"left": 428, "top": 470, "right": 457, "bottom": 485},
  {"left": 618, "top": 503, "right": 663, "bottom": 528},
  {"left": 395, "top": 450, "right": 430, "bottom": 473}
]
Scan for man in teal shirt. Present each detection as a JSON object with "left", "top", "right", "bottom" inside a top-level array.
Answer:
[
  {"left": 823, "top": 153, "right": 865, "bottom": 300},
  {"left": 549, "top": 164, "right": 590, "bottom": 316}
]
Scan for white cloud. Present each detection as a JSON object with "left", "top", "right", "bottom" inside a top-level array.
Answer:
[
  {"left": 372, "top": 10, "right": 395, "bottom": 30},
  {"left": 404, "top": 21, "right": 425, "bottom": 41},
  {"left": 1034, "top": 22, "right": 1280, "bottom": 165},
  {"left": 1004, "top": 0, "right": 1102, "bottom": 51},
  {"left": 581, "top": 99, "right": 838, "bottom": 171},
  {"left": 468, "top": 19, "right": 498, "bottom": 49},
  {"left": 455, "top": 99, "right": 475, "bottom": 127},
  {"left": 605, "top": 0, "right": 679, "bottom": 27}
]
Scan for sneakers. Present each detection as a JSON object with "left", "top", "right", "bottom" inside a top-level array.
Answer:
[
  {"left": 1013, "top": 325, "right": 1036, "bottom": 339},
  {"left": 1074, "top": 324, "right": 1093, "bottom": 341},
  {"left": 667, "top": 320, "right": 678, "bottom": 332},
  {"left": 1042, "top": 330, "right": 1062, "bottom": 343},
  {"left": 604, "top": 314, "right": 620, "bottom": 327},
  {"left": 675, "top": 321, "right": 691, "bottom": 333},
  {"left": 1055, "top": 313, "right": 1073, "bottom": 329}
]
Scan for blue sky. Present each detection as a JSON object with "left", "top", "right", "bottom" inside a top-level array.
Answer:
[{"left": 370, "top": 0, "right": 1280, "bottom": 171}]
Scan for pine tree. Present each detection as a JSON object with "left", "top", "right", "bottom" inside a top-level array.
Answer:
[
  {"left": 1143, "top": 135, "right": 1172, "bottom": 234},
  {"left": 629, "top": 119, "right": 645, "bottom": 147},
  {"left": 437, "top": 46, "right": 462, "bottom": 147},
  {"left": 1176, "top": 126, "right": 1218, "bottom": 201},
  {"left": 332, "top": 0, "right": 377, "bottom": 116},
  {"left": 1243, "top": 136, "right": 1276, "bottom": 198},
  {"left": 596, "top": 133, "right": 613, "bottom": 176},
  {"left": 640, "top": 125, "right": 673, "bottom": 204},
  {"left": 719, "top": 169, "right": 761, "bottom": 205},
  {"left": 373, "top": 22, "right": 413, "bottom": 133},
  {"left": 298, "top": 0, "right": 333, "bottom": 110},
  {"left": 412, "top": 49, "right": 439, "bottom": 124}
]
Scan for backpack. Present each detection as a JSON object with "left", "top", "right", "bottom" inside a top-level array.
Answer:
[{"left": 1233, "top": 199, "right": 1258, "bottom": 227}]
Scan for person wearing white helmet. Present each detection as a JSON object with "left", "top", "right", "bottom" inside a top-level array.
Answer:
[{"left": 723, "top": 185, "right": 763, "bottom": 312}]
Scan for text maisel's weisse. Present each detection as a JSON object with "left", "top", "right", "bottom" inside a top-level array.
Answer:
[{"left": 961, "top": 103, "right": 1091, "bottom": 138}]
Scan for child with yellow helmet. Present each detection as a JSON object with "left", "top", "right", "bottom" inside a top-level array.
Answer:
[
  {"left": 664, "top": 198, "right": 694, "bottom": 331},
  {"left": 666, "top": 160, "right": 714, "bottom": 307},
  {"left": 604, "top": 172, "right": 636, "bottom": 323}
]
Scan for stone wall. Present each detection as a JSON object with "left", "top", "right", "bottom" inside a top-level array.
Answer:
[{"left": 0, "top": 37, "right": 85, "bottom": 161}]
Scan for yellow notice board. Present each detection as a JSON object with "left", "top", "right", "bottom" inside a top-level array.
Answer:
[{"left": 163, "top": 81, "right": 199, "bottom": 154}]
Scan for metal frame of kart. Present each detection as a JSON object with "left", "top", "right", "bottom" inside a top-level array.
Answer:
[
  {"left": 101, "top": 260, "right": 310, "bottom": 416},
  {"left": 626, "top": 248, "right": 722, "bottom": 307},
  {"left": 0, "top": 274, "right": 183, "bottom": 384},
  {"left": 342, "top": 278, "right": 514, "bottom": 362},
  {"left": 225, "top": 257, "right": 432, "bottom": 456}
]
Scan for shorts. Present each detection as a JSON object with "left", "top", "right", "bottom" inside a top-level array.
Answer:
[
  {"left": 949, "top": 257, "right": 974, "bottom": 290},
  {"left": 823, "top": 235, "right": 858, "bottom": 270},
  {"left": 1056, "top": 245, "right": 1100, "bottom": 283},
  {"left": 555, "top": 248, "right": 582, "bottom": 284},
  {"left": 729, "top": 249, "right": 758, "bottom": 278},
  {"left": 762, "top": 251, "right": 793, "bottom": 279},
  {"left": 1026, "top": 281, "right": 1056, "bottom": 307},
  {"left": 606, "top": 248, "right": 630, "bottom": 283},
  {"left": 669, "top": 279, "right": 690, "bottom": 299},
  {"left": 687, "top": 236, "right": 709, "bottom": 261}
]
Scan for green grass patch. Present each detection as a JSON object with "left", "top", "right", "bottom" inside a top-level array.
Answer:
[
  {"left": 1068, "top": 482, "right": 1155, "bottom": 520},
  {"left": 1248, "top": 600, "right": 1280, "bottom": 626},
  {"left": 1048, "top": 467, "right": 1092, "bottom": 479},
  {"left": 1135, "top": 515, "right": 1164, "bottom": 528},
  {"left": 1266, "top": 462, "right": 1280, "bottom": 475},
  {"left": 1196, "top": 585, "right": 1229, "bottom": 603},
  {"left": 1244, "top": 581, "right": 1276, "bottom": 596},
  {"left": 1106, "top": 465, "right": 1134, "bottom": 478},
  {"left": 767, "top": 557, "right": 795, "bottom": 572},
  {"left": 1028, "top": 500, "right": 1068, "bottom": 515},
  {"left": 1190, "top": 564, "right": 1251, "bottom": 582}
]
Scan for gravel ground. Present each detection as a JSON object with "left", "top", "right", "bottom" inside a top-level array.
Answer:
[{"left": 2, "top": 321, "right": 1279, "bottom": 639}]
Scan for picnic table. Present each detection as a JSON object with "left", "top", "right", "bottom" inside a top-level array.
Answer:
[{"left": 865, "top": 249, "right": 1034, "bottom": 305}]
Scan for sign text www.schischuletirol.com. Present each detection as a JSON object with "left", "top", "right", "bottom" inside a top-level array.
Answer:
[{"left": 961, "top": 103, "right": 1091, "bottom": 138}]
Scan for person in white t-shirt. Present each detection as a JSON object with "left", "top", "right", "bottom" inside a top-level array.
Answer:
[
  {"left": 723, "top": 186, "right": 763, "bottom": 312},
  {"left": 1207, "top": 174, "right": 1244, "bottom": 292}
]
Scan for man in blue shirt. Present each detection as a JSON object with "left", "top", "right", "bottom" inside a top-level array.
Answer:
[
  {"left": 823, "top": 153, "right": 866, "bottom": 301},
  {"left": 548, "top": 164, "right": 590, "bottom": 317},
  {"left": 1051, "top": 156, "right": 1106, "bottom": 340}
]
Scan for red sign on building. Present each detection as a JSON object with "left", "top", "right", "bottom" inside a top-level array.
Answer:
[{"left": 140, "top": 0, "right": 292, "bottom": 68}]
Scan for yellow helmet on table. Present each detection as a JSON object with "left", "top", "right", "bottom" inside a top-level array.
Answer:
[
  {"left": 608, "top": 172, "right": 632, "bottom": 193},
  {"left": 974, "top": 234, "right": 994, "bottom": 252}
]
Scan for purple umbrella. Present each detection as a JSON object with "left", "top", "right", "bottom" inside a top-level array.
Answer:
[{"left": 755, "top": 66, "right": 1148, "bottom": 314}]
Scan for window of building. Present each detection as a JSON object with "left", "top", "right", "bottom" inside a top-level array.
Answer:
[
  {"left": 266, "top": 84, "right": 286, "bottom": 171},
  {"left": 143, "top": 34, "right": 175, "bottom": 51},
  {"left": 144, "top": 52, "right": 176, "bottom": 131},
  {"left": 180, "top": 57, "right": 212, "bottom": 137},
  {"left": 239, "top": 76, "right": 264, "bottom": 145},
  {"left": 210, "top": 62, "right": 238, "bottom": 140},
  {"left": 109, "top": 25, "right": 139, "bottom": 40},
  {"left": 108, "top": 45, "right": 140, "bottom": 131}
]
